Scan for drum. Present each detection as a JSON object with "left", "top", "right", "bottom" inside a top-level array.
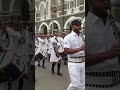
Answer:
[
  {"left": 58, "top": 46, "right": 64, "bottom": 53},
  {"left": 35, "top": 53, "right": 44, "bottom": 61},
  {"left": 0, "top": 51, "right": 25, "bottom": 83}
]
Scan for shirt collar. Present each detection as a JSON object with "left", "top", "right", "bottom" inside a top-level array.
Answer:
[
  {"left": 86, "top": 11, "right": 109, "bottom": 25},
  {"left": 54, "top": 36, "right": 58, "bottom": 38},
  {"left": 71, "top": 31, "right": 78, "bottom": 36},
  {"left": 86, "top": 12, "right": 99, "bottom": 24}
]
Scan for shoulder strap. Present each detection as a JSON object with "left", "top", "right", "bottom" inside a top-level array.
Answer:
[{"left": 55, "top": 37, "right": 59, "bottom": 42}]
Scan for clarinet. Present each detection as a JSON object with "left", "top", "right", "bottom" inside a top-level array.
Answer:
[
  {"left": 80, "top": 31, "right": 85, "bottom": 43},
  {"left": 107, "top": 10, "right": 120, "bottom": 41},
  {"left": 107, "top": 10, "right": 120, "bottom": 62}
]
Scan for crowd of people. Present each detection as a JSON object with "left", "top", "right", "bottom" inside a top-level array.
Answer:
[
  {"left": 35, "top": 19, "right": 85, "bottom": 90},
  {"left": 0, "top": 13, "right": 85, "bottom": 90},
  {"left": 1, "top": 0, "right": 120, "bottom": 90},
  {"left": 35, "top": 30, "right": 68, "bottom": 76},
  {"left": 0, "top": 15, "right": 34, "bottom": 90}
]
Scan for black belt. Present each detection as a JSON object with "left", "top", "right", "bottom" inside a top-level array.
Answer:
[
  {"left": 70, "top": 56, "right": 85, "bottom": 58},
  {"left": 86, "top": 71, "right": 120, "bottom": 77},
  {"left": 68, "top": 61, "right": 83, "bottom": 63},
  {"left": 86, "top": 71, "right": 120, "bottom": 88},
  {"left": 86, "top": 83, "right": 115, "bottom": 88}
]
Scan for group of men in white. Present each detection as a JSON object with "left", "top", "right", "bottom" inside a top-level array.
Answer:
[
  {"left": 0, "top": 15, "right": 34, "bottom": 90},
  {"left": 35, "top": 19, "right": 85, "bottom": 90},
  {"left": 0, "top": 14, "right": 85, "bottom": 90},
  {"left": 35, "top": 30, "right": 66, "bottom": 76}
]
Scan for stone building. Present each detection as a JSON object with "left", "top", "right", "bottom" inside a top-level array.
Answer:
[
  {"left": 35, "top": 0, "right": 85, "bottom": 34},
  {"left": 35, "top": 0, "right": 120, "bottom": 35},
  {"left": 0, "top": 0, "right": 34, "bottom": 21}
]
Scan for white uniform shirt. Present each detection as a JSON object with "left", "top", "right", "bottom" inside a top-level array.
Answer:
[
  {"left": 64, "top": 31, "right": 85, "bottom": 58},
  {"left": 41, "top": 38, "right": 47, "bottom": 56},
  {"left": 45, "top": 38, "right": 49, "bottom": 50},
  {"left": 6, "top": 27, "right": 22, "bottom": 54},
  {"left": 37, "top": 37, "right": 44, "bottom": 48},
  {"left": 48, "top": 37, "right": 53, "bottom": 54},
  {"left": 49, "top": 36, "right": 62, "bottom": 62},
  {"left": 50, "top": 36, "right": 61, "bottom": 44},
  {"left": 25, "top": 29, "right": 34, "bottom": 55},
  {"left": 59, "top": 36, "right": 64, "bottom": 47},
  {"left": 86, "top": 12, "right": 120, "bottom": 71}
]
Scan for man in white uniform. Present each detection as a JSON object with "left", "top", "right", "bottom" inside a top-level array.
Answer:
[
  {"left": 6, "top": 15, "right": 29, "bottom": 90},
  {"left": 0, "top": 21, "right": 9, "bottom": 50},
  {"left": 25, "top": 21, "right": 34, "bottom": 69},
  {"left": 59, "top": 32, "right": 68, "bottom": 65},
  {"left": 64, "top": 20, "right": 85, "bottom": 90},
  {"left": 86, "top": 0, "right": 120, "bottom": 90},
  {"left": 36, "top": 34, "right": 46, "bottom": 68},
  {"left": 0, "top": 20, "right": 9, "bottom": 90},
  {"left": 50, "top": 30, "right": 63, "bottom": 76}
]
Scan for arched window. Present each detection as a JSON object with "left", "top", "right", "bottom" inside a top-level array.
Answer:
[
  {"left": 39, "top": 2, "right": 45, "bottom": 20},
  {"left": 64, "top": 0, "right": 73, "bottom": 14}
]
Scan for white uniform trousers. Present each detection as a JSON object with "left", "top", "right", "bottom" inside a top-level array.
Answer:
[{"left": 67, "top": 62, "right": 85, "bottom": 90}]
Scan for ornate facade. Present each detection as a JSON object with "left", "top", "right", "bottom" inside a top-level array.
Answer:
[
  {"left": 35, "top": 0, "right": 120, "bottom": 35},
  {"left": 35, "top": 0, "right": 85, "bottom": 34}
]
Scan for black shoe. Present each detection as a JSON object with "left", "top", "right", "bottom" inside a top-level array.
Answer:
[
  {"left": 42, "top": 66, "right": 46, "bottom": 69},
  {"left": 57, "top": 73, "right": 63, "bottom": 76},
  {"left": 51, "top": 70, "right": 55, "bottom": 74}
]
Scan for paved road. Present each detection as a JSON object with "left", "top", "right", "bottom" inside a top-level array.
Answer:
[{"left": 35, "top": 60, "right": 70, "bottom": 90}]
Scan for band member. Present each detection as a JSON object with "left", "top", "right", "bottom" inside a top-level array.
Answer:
[
  {"left": 36, "top": 34, "right": 46, "bottom": 68},
  {"left": 59, "top": 32, "right": 68, "bottom": 65},
  {"left": 64, "top": 20, "right": 85, "bottom": 90},
  {"left": 0, "top": 20, "right": 9, "bottom": 90},
  {"left": 6, "top": 15, "right": 29, "bottom": 90},
  {"left": 0, "top": 21, "right": 9, "bottom": 49},
  {"left": 86, "top": 0, "right": 120, "bottom": 89},
  {"left": 25, "top": 21, "right": 34, "bottom": 68},
  {"left": 46, "top": 35, "right": 51, "bottom": 61},
  {"left": 50, "top": 30, "right": 63, "bottom": 76}
]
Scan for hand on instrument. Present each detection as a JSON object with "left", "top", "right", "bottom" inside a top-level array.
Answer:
[
  {"left": 113, "top": 42, "right": 120, "bottom": 56},
  {"left": 107, "top": 42, "right": 120, "bottom": 58},
  {"left": 79, "top": 44, "right": 85, "bottom": 51}
]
